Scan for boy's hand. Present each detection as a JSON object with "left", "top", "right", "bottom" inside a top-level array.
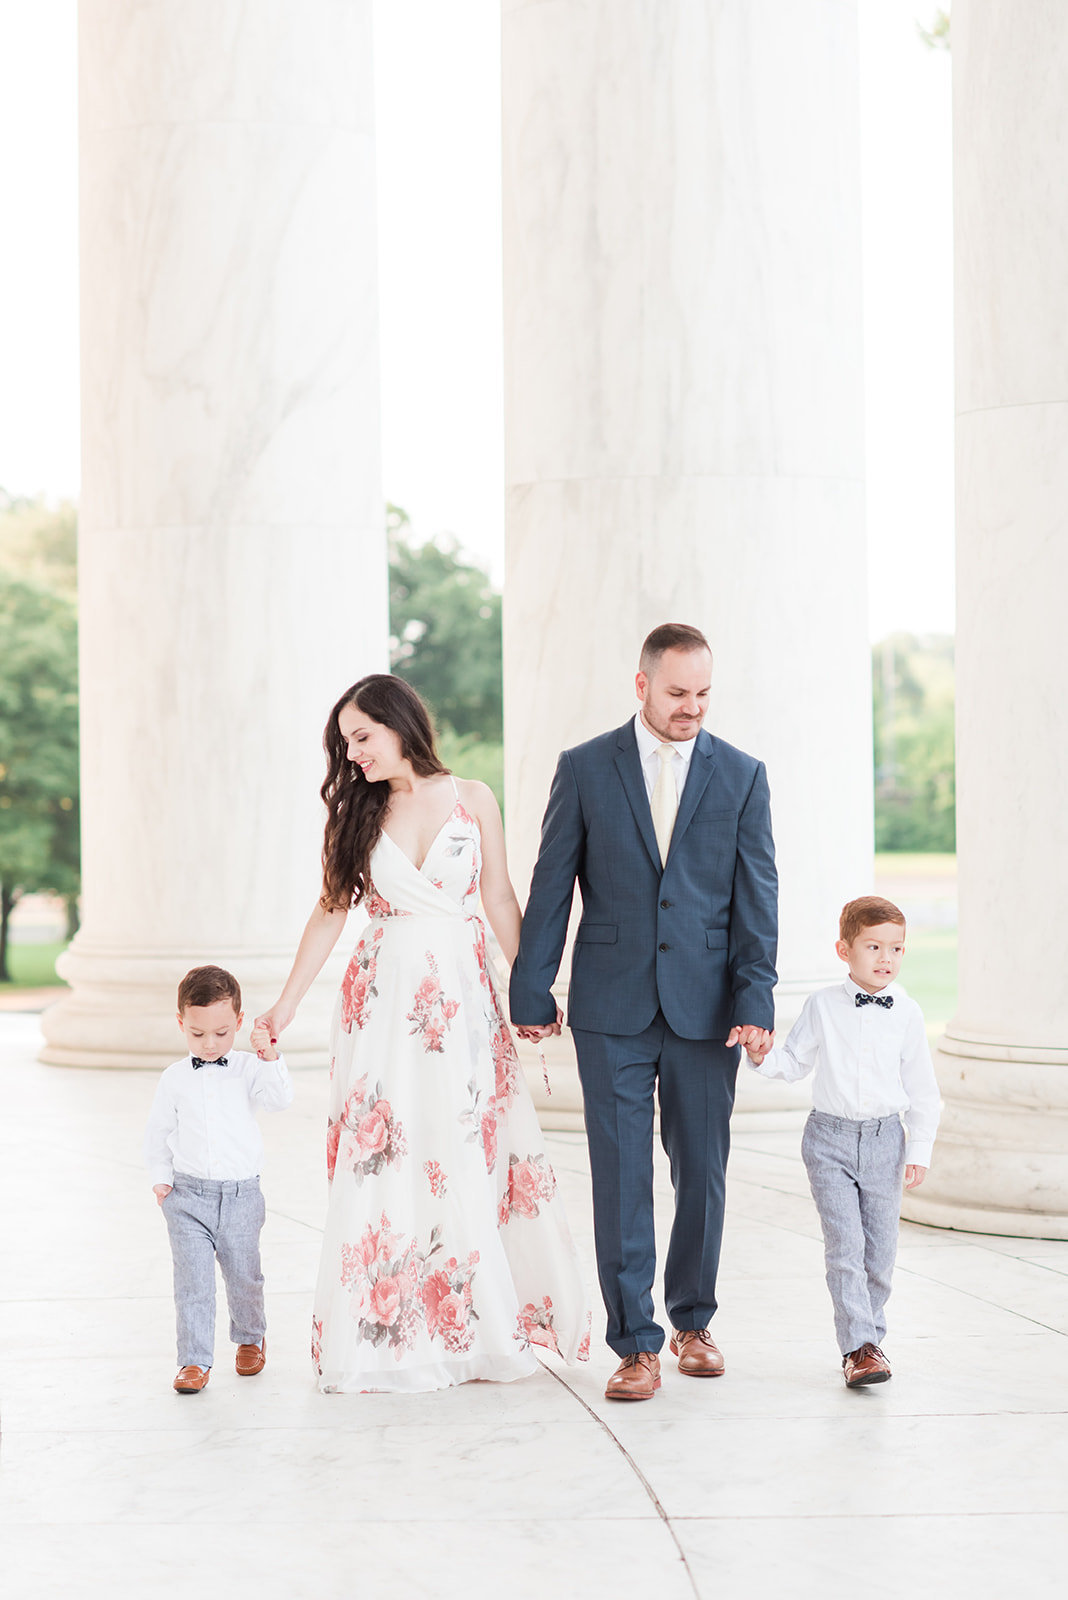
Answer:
[
  {"left": 904, "top": 1164, "right": 927, "bottom": 1190},
  {"left": 250, "top": 1024, "right": 278, "bottom": 1061},
  {"left": 726, "top": 1024, "right": 772, "bottom": 1056},
  {"left": 153, "top": 1184, "right": 172, "bottom": 1206}
]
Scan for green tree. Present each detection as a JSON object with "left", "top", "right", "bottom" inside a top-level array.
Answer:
[
  {"left": 388, "top": 505, "right": 503, "bottom": 746},
  {"left": 873, "top": 633, "right": 955, "bottom": 852},
  {"left": 0, "top": 571, "right": 80, "bottom": 979}
]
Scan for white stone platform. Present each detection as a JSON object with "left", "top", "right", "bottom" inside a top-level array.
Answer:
[{"left": 2, "top": 1010, "right": 1066, "bottom": 1599}]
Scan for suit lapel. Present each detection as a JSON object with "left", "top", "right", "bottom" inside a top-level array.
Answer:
[
  {"left": 613, "top": 722, "right": 662, "bottom": 872},
  {"left": 667, "top": 730, "right": 717, "bottom": 861}
]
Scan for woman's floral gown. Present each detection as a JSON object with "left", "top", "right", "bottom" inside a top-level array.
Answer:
[{"left": 312, "top": 782, "right": 590, "bottom": 1392}]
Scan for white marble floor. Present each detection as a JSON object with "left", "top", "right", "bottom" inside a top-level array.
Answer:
[{"left": 2, "top": 1010, "right": 1067, "bottom": 1599}]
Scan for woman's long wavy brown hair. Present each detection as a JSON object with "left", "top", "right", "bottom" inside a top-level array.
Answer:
[{"left": 319, "top": 675, "right": 449, "bottom": 911}]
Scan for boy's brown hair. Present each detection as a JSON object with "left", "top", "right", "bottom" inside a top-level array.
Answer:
[
  {"left": 177, "top": 965, "right": 242, "bottom": 1014},
  {"left": 839, "top": 896, "right": 906, "bottom": 945}
]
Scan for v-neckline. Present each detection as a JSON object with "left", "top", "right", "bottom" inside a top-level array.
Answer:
[{"left": 381, "top": 803, "right": 461, "bottom": 877}]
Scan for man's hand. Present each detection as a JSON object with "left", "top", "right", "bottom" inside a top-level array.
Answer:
[
  {"left": 904, "top": 1164, "right": 927, "bottom": 1190},
  {"left": 726, "top": 1024, "right": 773, "bottom": 1058},
  {"left": 153, "top": 1183, "right": 172, "bottom": 1206},
  {"left": 250, "top": 1024, "right": 278, "bottom": 1061},
  {"left": 515, "top": 1005, "right": 564, "bottom": 1043}
]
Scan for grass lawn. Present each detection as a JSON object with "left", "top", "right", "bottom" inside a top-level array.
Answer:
[
  {"left": 3, "top": 940, "right": 69, "bottom": 989},
  {"left": 900, "top": 928, "right": 957, "bottom": 1036}
]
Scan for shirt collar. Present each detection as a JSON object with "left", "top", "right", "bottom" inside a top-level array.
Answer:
[
  {"left": 843, "top": 977, "right": 899, "bottom": 1003},
  {"left": 633, "top": 711, "right": 698, "bottom": 766}
]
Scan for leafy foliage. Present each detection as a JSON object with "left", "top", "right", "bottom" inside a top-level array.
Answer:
[
  {"left": 0, "top": 566, "right": 79, "bottom": 977},
  {"left": 873, "top": 633, "right": 955, "bottom": 852},
  {"left": 388, "top": 506, "right": 503, "bottom": 747}
]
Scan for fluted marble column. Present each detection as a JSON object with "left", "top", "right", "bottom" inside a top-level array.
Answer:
[
  {"left": 904, "top": 0, "right": 1068, "bottom": 1235},
  {"left": 41, "top": 1, "right": 387, "bottom": 1068},
  {"left": 502, "top": 1, "right": 871, "bottom": 1121}
]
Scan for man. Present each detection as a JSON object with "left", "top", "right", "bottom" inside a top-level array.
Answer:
[{"left": 510, "top": 623, "right": 777, "bottom": 1400}]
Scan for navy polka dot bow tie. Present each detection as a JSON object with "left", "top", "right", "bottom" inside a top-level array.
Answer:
[
  {"left": 855, "top": 993, "right": 893, "bottom": 1009},
  {"left": 191, "top": 1055, "right": 229, "bottom": 1069}
]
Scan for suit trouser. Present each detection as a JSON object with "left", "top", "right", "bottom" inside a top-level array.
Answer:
[
  {"left": 801, "top": 1111, "right": 905, "bottom": 1355},
  {"left": 571, "top": 1013, "right": 738, "bottom": 1355},
  {"left": 161, "top": 1173, "right": 266, "bottom": 1369}
]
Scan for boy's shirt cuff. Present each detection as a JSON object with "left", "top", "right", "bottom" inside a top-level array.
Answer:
[
  {"left": 149, "top": 1165, "right": 175, "bottom": 1187},
  {"left": 905, "top": 1139, "right": 933, "bottom": 1167}
]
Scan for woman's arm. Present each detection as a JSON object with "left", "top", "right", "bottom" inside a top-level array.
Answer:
[
  {"left": 461, "top": 780, "right": 523, "bottom": 966},
  {"left": 255, "top": 900, "right": 349, "bottom": 1037}
]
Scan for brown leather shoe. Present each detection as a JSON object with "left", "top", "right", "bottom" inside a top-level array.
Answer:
[
  {"left": 235, "top": 1338, "right": 266, "bottom": 1377},
  {"left": 174, "top": 1365, "right": 210, "bottom": 1393},
  {"left": 605, "top": 1351, "right": 661, "bottom": 1400},
  {"left": 843, "top": 1343, "right": 892, "bottom": 1386},
  {"left": 669, "top": 1328, "right": 725, "bottom": 1377}
]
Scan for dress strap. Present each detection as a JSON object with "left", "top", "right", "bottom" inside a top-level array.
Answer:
[{"left": 449, "top": 774, "right": 459, "bottom": 800}]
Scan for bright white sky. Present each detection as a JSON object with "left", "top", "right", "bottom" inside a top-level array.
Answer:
[{"left": 0, "top": 1, "right": 953, "bottom": 639}]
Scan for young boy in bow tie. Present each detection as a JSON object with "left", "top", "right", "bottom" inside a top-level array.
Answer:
[
  {"left": 144, "top": 965, "right": 293, "bottom": 1393},
  {"left": 746, "top": 897, "right": 940, "bottom": 1387}
]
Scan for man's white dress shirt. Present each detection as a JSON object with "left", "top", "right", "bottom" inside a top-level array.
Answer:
[
  {"left": 750, "top": 978, "right": 941, "bottom": 1166},
  {"left": 144, "top": 1051, "right": 293, "bottom": 1187},
  {"left": 633, "top": 712, "right": 697, "bottom": 801}
]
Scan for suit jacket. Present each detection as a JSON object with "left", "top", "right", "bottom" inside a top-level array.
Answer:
[{"left": 509, "top": 719, "right": 778, "bottom": 1041}]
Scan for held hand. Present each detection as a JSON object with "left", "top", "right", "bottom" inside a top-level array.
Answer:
[
  {"left": 516, "top": 1006, "right": 563, "bottom": 1043},
  {"left": 904, "top": 1164, "right": 927, "bottom": 1191},
  {"left": 249, "top": 1024, "right": 278, "bottom": 1061},
  {"left": 726, "top": 1024, "right": 773, "bottom": 1057},
  {"left": 254, "top": 1001, "right": 294, "bottom": 1044},
  {"left": 153, "top": 1184, "right": 172, "bottom": 1206}
]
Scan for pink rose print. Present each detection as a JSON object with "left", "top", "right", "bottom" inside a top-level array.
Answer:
[
  {"left": 481, "top": 1112, "right": 498, "bottom": 1173},
  {"left": 326, "top": 1118, "right": 342, "bottom": 1181},
  {"left": 336, "top": 1077, "right": 407, "bottom": 1185},
  {"left": 499, "top": 1153, "right": 558, "bottom": 1224},
  {"left": 407, "top": 952, "right": 461, "bottom": 1053},
  {"left": 340, "top": 926, "right": 385, "bottom": 1033},
  {"left": 340, "top": 1214, "right": 444, "bottom": 1358},
  {"left": 515, "top": 1296, "right": 561, "bottom": 1356},
  {"left": 311, "top": 1315, "right": 323, "bottom": 1375},
  {"left": 578, "top": 1316, "right": 592, "bottom": 1363},
  {"left": 424, "top": 1160, "right": 448, "bottom": 1198},
  {"left": 422, "top": 1251, "right": 479, "bottom": 1353}
]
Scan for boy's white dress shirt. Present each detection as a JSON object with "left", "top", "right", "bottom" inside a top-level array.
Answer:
[
  {"left": 750, "top": 979, "right": 940, "bottom": 1166},
  {"left": 144, "top": 1051, "right": 293, "bottom": 1187}
]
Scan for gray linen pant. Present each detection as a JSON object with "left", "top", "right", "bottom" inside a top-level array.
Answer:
[
  {"left": 801, "top": 1111, "right": 905, "bottom": 1356},
  {"left": 161, "top": 1173, "right": 266, "bottom": 1369}
]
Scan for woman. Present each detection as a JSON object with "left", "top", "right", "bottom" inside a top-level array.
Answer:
[{"left": 258, "top": 675, "right": 589, "bottom": 1391}]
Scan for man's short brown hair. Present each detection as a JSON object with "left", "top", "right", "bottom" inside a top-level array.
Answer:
[
  {"left": 839, "top": 896, "right": 906, "bottom": 945},
  {"left": 639, "top": 622, "right": 711, "bottom": 677},
  {"left": 177, "top": 965, "right": 242, "bottom": 1014}
]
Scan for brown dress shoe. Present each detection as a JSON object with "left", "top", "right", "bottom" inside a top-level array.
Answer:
[
  {"left": 843, "top": 1343, "right": 892, "bottom": 1386},
  {"left": 669, "top": 1328, "right": 725, "bottom": 1377},
  {"left": 605, "top": 1351, "right": 661, "bottom": 1400},
  {"left": 235, "top": 1338, "right": 266, "bottom": 1377},
  {"left": 174, "top": 1365, "right": 210, "bottom": 1393}
]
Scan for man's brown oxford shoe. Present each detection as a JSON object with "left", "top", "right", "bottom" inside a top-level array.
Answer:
[
  {"left": 173, "top": 1365, "right": 210, "bottom": 1393},
  {"left": 605, "top": 1350, "right": 661, "bottom": 1400},
  {"left": 843, "top": 1343, "right": 892, "bottom": 1386},
  {"left": 236, "top": 1338, "right": 266, "bottom": 1377},
  {"left": 669, "top": 1328, "right": 725, "bottom": 1377}
]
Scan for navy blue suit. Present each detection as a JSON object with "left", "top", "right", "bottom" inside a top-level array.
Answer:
[{"left": 510, "top": 719, "right": 778, "bottom": 1354}]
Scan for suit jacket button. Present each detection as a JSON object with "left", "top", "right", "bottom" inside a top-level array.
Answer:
[
  {"left": 659, "top": 942, "right": 669, "bottom": 952},
  {"left": 660, "top": 899, "right": 670, "bottom": 909}
]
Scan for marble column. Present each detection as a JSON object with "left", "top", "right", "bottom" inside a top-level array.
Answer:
[
  {"left": 903, "top": 0, "right": 1068, "bottom": 1236},
  {"left": 501, "top": 1, "right": 871, "bottom": 1122},
  {"left": 40, "top": 1, "right": 387, "bottom": 1069}
]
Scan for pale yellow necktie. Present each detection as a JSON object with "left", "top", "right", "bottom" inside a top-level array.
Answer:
[{"left": 650, "top": 743, "right": 678, "bottom": 865}]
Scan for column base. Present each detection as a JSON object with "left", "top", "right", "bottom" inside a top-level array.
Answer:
[
  {"left": 38, "top": 938, "right": 347, "bottom": 1070},
  {"left": 900, "top": 1031, "right": 1068, "bottom": 1238}
]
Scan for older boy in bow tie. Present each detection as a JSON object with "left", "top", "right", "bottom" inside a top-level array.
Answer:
[
  {"left": 145, "top": 964, "right": 292, "bottom": 1393},
  {"left": 747, "top": 896, "right": 940, "bottom": 1386}
]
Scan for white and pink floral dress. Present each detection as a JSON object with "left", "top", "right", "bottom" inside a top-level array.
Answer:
[{"left": 312, "top": 783, "right": 590, "bottom": 1392}]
